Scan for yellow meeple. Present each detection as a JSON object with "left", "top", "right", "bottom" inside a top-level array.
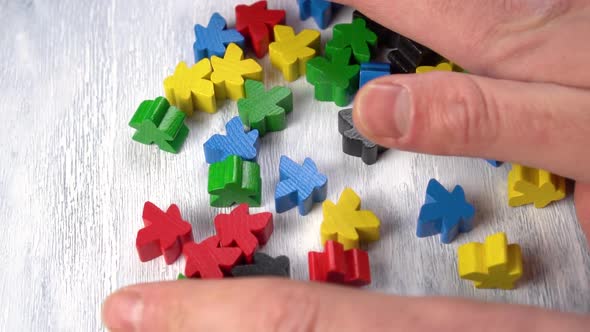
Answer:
[
  {"left": 269, "top": 25, "right": 320, "bottom": 82},
  {"left": 210, "top": 43, "right": 263, "bottom": 100},
  {"left": 415, "top": 62, "right": 453, "bottom": 74},
  {"left": 508, "top": 164, "right": 566, "bottom": 208},
  {"left": 458, "top": 232, "right": 523, "bottom": 290},
  {"left": 416, "top": 62, "right": 467, "bottom": 73},
  {"left": 163, "top": 59, "right": 216, "bottom": 115},
  {"left": 320, "top": 187, "right": 380, "bottom": 250}
]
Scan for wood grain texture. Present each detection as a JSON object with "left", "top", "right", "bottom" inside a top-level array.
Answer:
[{"left": 0, "top": 0, "right": 588, "bottom": 331}]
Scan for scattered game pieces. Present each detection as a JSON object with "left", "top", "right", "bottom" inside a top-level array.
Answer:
[
  {"left": 130, "top": 5, "right": 552, "bottom": 291},
  {"left": 338, "top": 108, "right": 387, "bottom": 165},
  {"left": 136, "top": 202, "right": 194, "bottom": 264},
  {"left": 163, "top": 60, "right": 216, "bottom": 115},
  {"left": 458, "top": 232, "right": 523, "bottom": 290},
  {"left": 387, "top": 34, "right": 443, "bottom": 74},
  {"left": 235, "top": 0, "right": 286, "bottom": 58},
  {"left": 486, "top": 160, "right": 503, "bottom": 167},
  {"left": 320, "top": 187, "right": 380, "bottom": 250},
  {"left": 308, "top": 240, "right": 371, "bottom": 286},
  {"left": 232, "top": 252, "right": 290, "bottom": 277},
  {"left": 210, "top": 43, "right": 263, "bottom": 100},
  {"left": 214, "top": 204, "right": 274, "bottom": 262},
  {"left": 203, "top": 116, "right": 259, "bottom": 164},
  {"left": 306, "top": 48, "right": 360, "bottom": 106},
  {"left": 129, "top": 97, "right": 189, "bottom": 154},
  {"left": 183, "top": 235, "right": 243, "bottom": 279},
  {"left": 275, "top": 156, "right": 328, "bottom": 215},
  {"left": 237, "top": 79, "right": 293, "bottom": 136},
  {"left": 269, "top": 25, "right": 320, "bottom": 82},
  {"left": 417, "top": 179, "right": 475, "bottom": 244},
  {"left": 194, "top": 12, "right": 245, "bottom": 62},
  {"left": 326, "top": 18, "right": 377, "bottom": 64},
  {"left": 296, "top": 0, "right": 335, "bottom": 29},
  {"left": 508, "top": 164, "right": 566, "bottom": 208},
  {"left": 359, "top": 62, "right": 391, "bottom": 89},
  {"left": 208, "top": 155, "right": 262, "bottom": 207},
  {"left": 415, "top": 62, "right": 453, "bottom": 74}
]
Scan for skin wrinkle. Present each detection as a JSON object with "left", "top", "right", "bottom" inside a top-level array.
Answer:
[
  {"left": 462, "top": 0, "right": 572, "bottom": 79},
  {"left": 480, "top": 23, "right": 564, "bottom": 79},
  {"left": 528, "top": 100, "right": 556, "bottom": 146},
  {"left": 561, "top": 92, "right": 590, "bottom": 143},
  {"left": 475, "top": 28, "right": 545, "bottom": 78},
  {"left": 423, "top": 81, "right": 467, "bottom": 153},
  {"left": 401, "top": 74, "right": 498, "bottom": 155},
  {"left": 499, "top": 0, "right": 571, "bottom": 27},
  {"left": 455, "top": 77, "right": 589, "bottom": 171},
  {"left": 487, "top": 80, "right": 550, "bottom": 148},
  {"left": 514, "top": 84, "right": 590, "bottom": 159},
  {"left": 430, "top": 1, "right": 506, "bottom": 45},
  {"left": 438, "top": 77, "right": 486, "bottom": 155},
  {"left": 449, "top": 75, "right": 498, "bottom": 154}
]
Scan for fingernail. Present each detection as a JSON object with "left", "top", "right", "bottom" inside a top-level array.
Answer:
[
  {"left": 102, "top": 291, "right": 143, "bottom": 331},
  {"left": 357, "top": 83, "right": 411, "bottom": 139}
]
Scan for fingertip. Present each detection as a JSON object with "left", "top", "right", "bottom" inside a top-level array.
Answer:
[
  {"left": 354, "top": 79, "right": 412, "bottom": 146},
  {"left": 352, "top": 85, "right": 369, "bottom": 135},
  {"left": 102, "top": 289, "right": 143, "bottom": 332}
]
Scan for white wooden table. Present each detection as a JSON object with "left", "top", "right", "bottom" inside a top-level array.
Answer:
[{"left": 1, "top": 0, "right": 589, "bottom": 330}]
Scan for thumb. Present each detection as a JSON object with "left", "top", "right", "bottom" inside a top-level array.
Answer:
[
  {"left": 101, "top": 279, "right": 590, "bottom": 331},
  {"left": 353, "top": 72, "right": 590, "bottom": 181}
]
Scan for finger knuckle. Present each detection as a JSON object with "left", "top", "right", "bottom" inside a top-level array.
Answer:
[
  {"left": 478, "top": 0, "right": 572, "bottom": 67},
  {"left": 457, "top": 75, "right": 502, "bottom": 151},
  {"left": 414, "top": 73, "right": 500, "bottom": 154}
]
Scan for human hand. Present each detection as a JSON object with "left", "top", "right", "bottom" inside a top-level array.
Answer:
[
  {"left": 102, "top": 279, "right": 590, "bottom": 331},
  {"left": 102, "top": 1, "right": 590, "bottom": 331},
  {"left": 340, "top": 0, "right": 590, "bottom": 241}
]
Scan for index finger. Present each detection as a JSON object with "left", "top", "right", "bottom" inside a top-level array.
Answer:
[
  {"left": 102, "top": 278, "right": 590, "bottom": 331},
  {"left": 332, "top": 0, "right": 569, "bottom": 72}
]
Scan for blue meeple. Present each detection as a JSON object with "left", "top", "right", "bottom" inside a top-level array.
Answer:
[
  {"left": 297, "top": 0, "right": 337, "bottom": 29},
  {"left": 486, "top": 160, "right": 503, "bottom": 167},
  {"left": 275, "top": 156, "right": 327, "bottom": 215},
  {"left": 359, "top": 62, "right": 391, "bottom": 89},
  {"left": 417, "top": 179, "right": 475, "bottom": 243},
  {"left": 194, "top": 12, "right": 245, "bottom": 62},
  {"left": 203, "top": 117, "right": 259, "bottom": 164}
]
